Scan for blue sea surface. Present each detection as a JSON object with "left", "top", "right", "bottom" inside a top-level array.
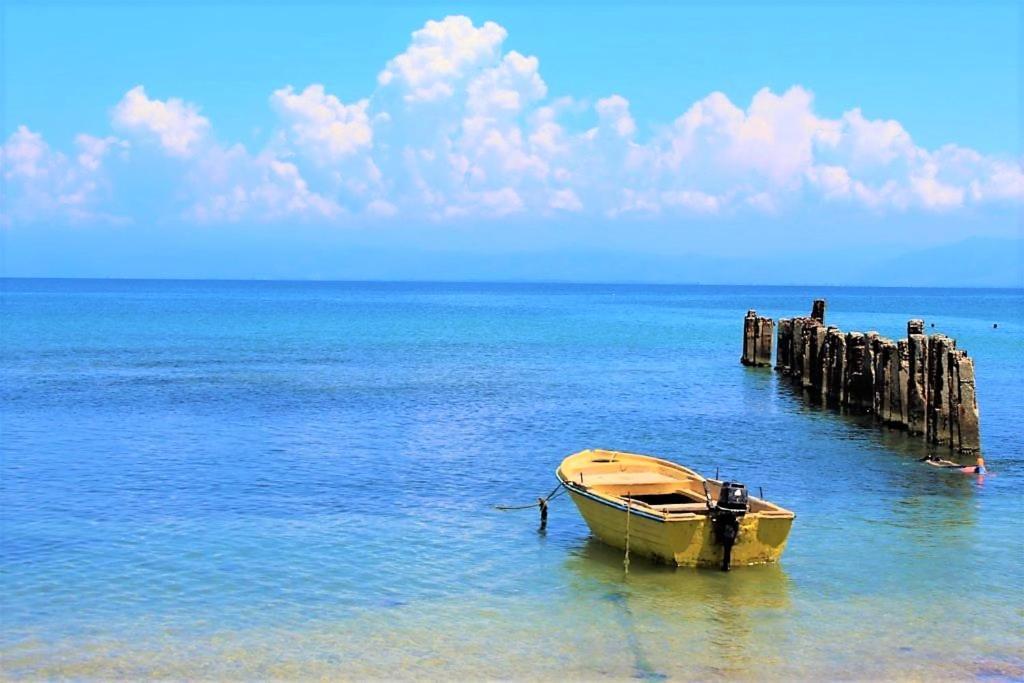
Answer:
[{"left": 2, "top": 280, "right": 1023, "bottom": 678}]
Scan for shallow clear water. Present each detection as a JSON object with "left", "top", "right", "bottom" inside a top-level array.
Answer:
[{"left": 2, "top": 280, "right": 1022, "bottom": 679}]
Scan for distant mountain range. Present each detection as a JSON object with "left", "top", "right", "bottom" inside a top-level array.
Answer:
[
  {"left": 5, "top": 233, "right": 1021, "bottom": 287},
  {"left": 856, "top": 237, "right": 1024, "bottom": 288},
  {"left": 311, "top": 237, "right": 1023, "bottom": 287}
]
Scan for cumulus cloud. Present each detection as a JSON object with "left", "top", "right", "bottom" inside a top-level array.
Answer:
[
  {"left": 2, "top": 126, "right": 52, "bottom": 179},
  {"left": 112, "top": 85, "right": 210, "bottom": 157},
  {"left": 270, "top": 85, "right": 372, "bottom": 162},
  {"left": 76, "top": 134, "right": 125, "bottom": 171},
  {"left": 3, "top": 15, "right": 1021, "bottom": 227},
  {"left": 549, "top": 188, "right": 583, "bottom": 212},
  {"left": 466, "top": 51, "right": 547, "bottom": 115},
  {"left": 103, "top": 88, "right": 338, "bottom": 224},
  {"left": 1, "top": 126, "right": 126, "bottom": 224},
  {"left": 186, "top": 145, "right": 340, "bottom": 223},
  {"left": 595, "top": 95, "right": 636, "bottom": 138},
  {"left": 661, "top": 189, "right": 721, "bottom": 214},
  {"left": 377, "top": 16, "right": 507, "bottom": 102},
  {"left": 366, "top": 199, "right": 398, "bottom": 217},
  {"left": 651, "top": 85, "right": 1021, "bottom": 215}
]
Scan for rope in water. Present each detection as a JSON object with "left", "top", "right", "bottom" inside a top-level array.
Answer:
[
  {"left": 624, "top": 493, "right": 631, "bottom": 575},
  {"left": 494, "top": 483, "right": 565, "bottom": 511}
]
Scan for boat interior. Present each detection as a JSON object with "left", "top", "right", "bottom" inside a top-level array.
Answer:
[{"left": 559, "top": 449, "right": 781, "bottom": 515}]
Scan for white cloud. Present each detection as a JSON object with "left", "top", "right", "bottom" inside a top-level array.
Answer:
[
  {"left": 529, "top": 107, "right": 568, "bottom": 156},
  {"left": 377, "top": 16, "right": 507, "bottom": 103},
  {"left": 366, "top": 199, "right": 398, "bottom": 217},
  {"left": 660, "top": 189, "right": 721, "bottom": 214},
  {"left": 76, "top": 134, "right": 127, "bottom": 171},
  {"left": 806, "top": 165, "right": 852, "bottom": 199},
  {"left": 0, "top": 126, "right": 124, "bottom": 225},
  {"left": 911, "top": 173, "right": 964, "bottom": 210},
  {"left": 271, "top": 85, "right": 372, "bottom": 161},
  {"left": 596, "top": 95, "right": 637, "bottom": 139},
  {"left": 830, "top": 108, "right": 916, "bottom": 169},
  {"left": 466, "top": 51, "right": 547, "bottom": 115},
  {"left": 4, "top": 16, "right": 1021, "bottom": 227},
  {"left": 458, "top": 186, "right": 524, "bottom": 217},
  {"left": 549, "top": 188, "right": 583, "bottom": 212},
  {"left": 970, "top": 160, "right": 1024, "bottom": 202},
  {"left": 112, "top": 85, "right": 210, "bottom": 157},
  {"left": 745, "top": 192, "right": 778, "bottom": 214},
  {"left": 2, "top": 126, "right": 48, "bottom": 179},
  {"left": 650, "top": 85, "right": 1020, "bottom": 214},
  {"left": 662, "top": 87, "right": 828, "bottom": 195},
  {"left": 111, "top": 87, "right": 339, "bottom": 224},
  {"left": 187, "top": 145, "right": 340, "bottom": 223}
]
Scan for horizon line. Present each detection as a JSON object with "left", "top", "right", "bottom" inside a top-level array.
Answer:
[{"left": 2, "top": 276, "right": 1022, "bottom": 291}]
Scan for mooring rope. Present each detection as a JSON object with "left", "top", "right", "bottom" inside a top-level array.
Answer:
[
  {"left": 494, "top": 483, "right": 565, "bottom": 511},
  {"left": 623, "top": 493, "right": 631, "bottom": 575}
]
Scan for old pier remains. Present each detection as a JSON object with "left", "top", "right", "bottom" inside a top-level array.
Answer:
[
  {"left": 743, "top": 299, "right": 981, "bottom": 455},
  {"left": 740, "top": 310, "right": 774, "bottom": 367}
]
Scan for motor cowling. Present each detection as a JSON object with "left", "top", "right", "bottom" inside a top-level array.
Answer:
[
  {"left": 712, "top": 481, "right": 749, "bottom": 571},
  {"left": 717, "top": 481, "right": 749, "bottom": 513}
]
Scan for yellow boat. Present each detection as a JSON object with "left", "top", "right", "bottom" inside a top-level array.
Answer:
[{"left": 556, "top": 449, "right": 795, "bottom": 570}]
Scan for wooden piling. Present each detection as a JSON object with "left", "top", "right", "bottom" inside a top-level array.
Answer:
[
  {"left": 811, "top": 299, "right": 826, "bottom": 323},
  {"left": 741, "top": 310, "right": 774, "bottom": 367},
  {"left": 757, "top": 315, "right": 774, "bottom": 367},
  {"left": 775, "top": 318, "right": 793, "bottom": 373},
  {"left": 824, "top": 326, "right": 846, "bottom": 407},
  {"left": 907, "top": 330, "right": 929, "bottom": 435},
  {"left": 927, "top": 335, "right": 955, "bottom": 446},
  {"left": 953, "top": 352, "right": 981, "bottom": 453},
  {"left": 809, "top": 324, "right": 827, "bottom": 400},
  {"left": 757, "top": 300, "right": 982, "bottom": 458}
]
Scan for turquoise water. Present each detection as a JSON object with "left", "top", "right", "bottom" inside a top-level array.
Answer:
[{"left": 2, "top": 280, "right": 1022, "bottom": 679}]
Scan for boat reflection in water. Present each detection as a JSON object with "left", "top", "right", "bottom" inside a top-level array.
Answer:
[{"left": 562, "top": 538, "right": 793, "bottom": 679}]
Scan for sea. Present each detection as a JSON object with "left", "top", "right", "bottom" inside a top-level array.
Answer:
[{"left": 1, "top": 279, "right": 1022, "bottom": 680}]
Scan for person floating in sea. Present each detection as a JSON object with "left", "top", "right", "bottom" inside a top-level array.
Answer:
[
  {"left": 921, "top": 455, "right": 986, "bottom": 474},
  {"left": 960, "top": 456, "right": 986, "bottom": 474}
]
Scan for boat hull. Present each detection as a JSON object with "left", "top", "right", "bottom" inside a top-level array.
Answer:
[
  {"left": 567, "top": 487, "right": 792, "bottom": 567},
  {"left": 557, "top": 449, "right": 795, "bottom": 568}
]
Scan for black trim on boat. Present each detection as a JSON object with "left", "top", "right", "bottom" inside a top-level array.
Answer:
[{"left": 560, "top": 480, "right": 670, "bottom": 523}]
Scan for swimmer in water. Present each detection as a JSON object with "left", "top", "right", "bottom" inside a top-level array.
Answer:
[
  {"left": 921, "top": 455, "right": 987, "bottom": 473},
  {"left": 959, "top": 456, "right": 986, "bottom": 474}
]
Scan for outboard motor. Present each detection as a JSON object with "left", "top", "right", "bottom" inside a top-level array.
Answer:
[{"left": 711, "top": 482, "right": 749, "bottom": 571}]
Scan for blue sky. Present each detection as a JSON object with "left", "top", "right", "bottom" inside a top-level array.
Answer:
[{"left": 1, "top": 2, "right": 1021, "bottom": 281}]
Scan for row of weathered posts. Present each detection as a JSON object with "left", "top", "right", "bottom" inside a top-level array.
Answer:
[{"left": 742, "top": 300, "right": 981, "bottom": 456}]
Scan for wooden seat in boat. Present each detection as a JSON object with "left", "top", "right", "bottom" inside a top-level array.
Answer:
[
  {"left": 580, "top": 471, "right": 680, "bottom": 486},
  {"left": 653, "top": 503, "right": 709, "bottom": 513}
]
